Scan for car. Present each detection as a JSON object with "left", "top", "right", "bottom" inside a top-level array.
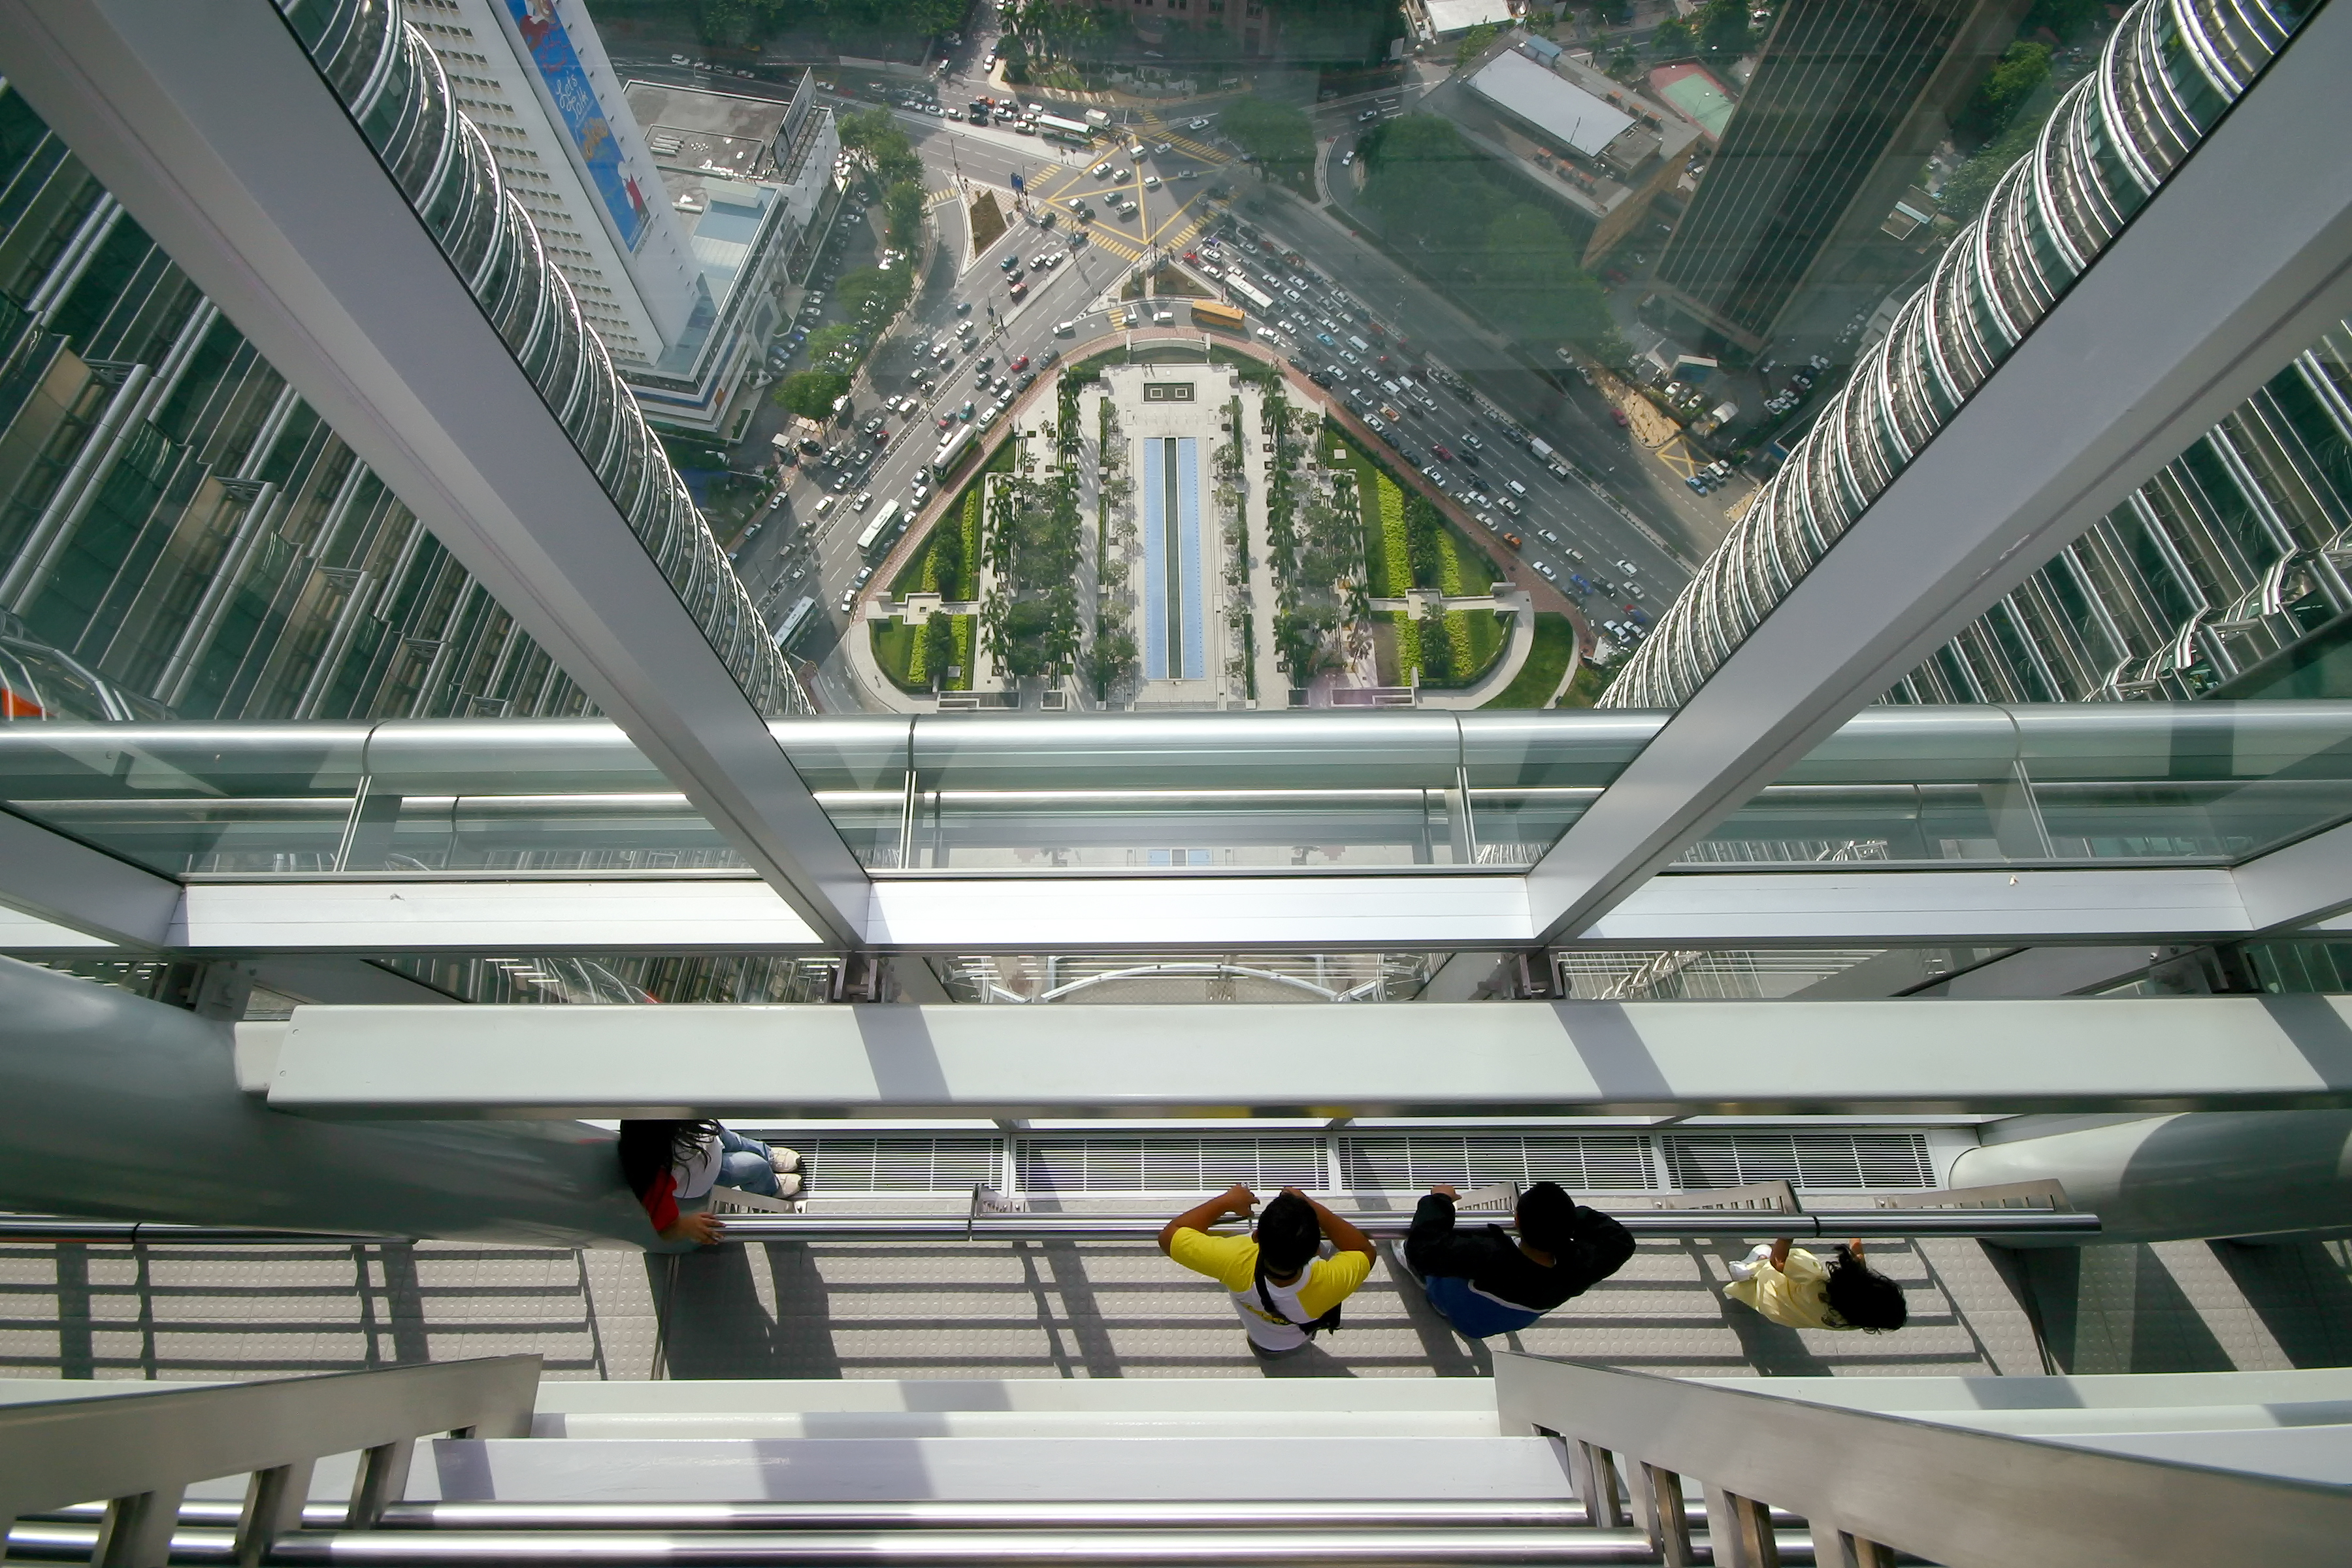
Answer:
[
  {"left": 1154, "top": 140, "right": 1173, "bottom": 154},
  {"left": 955, "top": 301, "right": 974, "bottom": 316},
  {"left": 1458, "top": 451, "right": 1479, "bottom": 469},
  {"left": 1017, "top": 370, "right": 1037, "bottom": 391},
  {"left": 1008, "top": 280, "right": 1028, "bottom": 298},
  {"left": 1188, "top": 116, "right": 1213, "bottom": 130},
  {"left": 1616, "top": 559, "right": 1640, "bottom": 576},
  {"left": 1432, "top": 444, "right": 1454, "bottom": 461},
  {"left": 1040, "top": 348, "right": 1062, "bottom": 367},
  {"left": 1340, "top": 350, "right": 1359, "bottom": 366},
  {"left": 1315, "top": 333, "right": 1337, "bottom": 350},
  {"left": 1609, "top": 408, "right": 1629, "bottom": 428},
  {"left": 1358, "top": 108, "right": 1379, "bottom": 122},
  {"left": 1537, "top": 529, "right": 1560, "bottom": 546},
  {"left": 1143, "top": 175, "right": 1161, "bottom": 190},
  {"left": 1000, "top": 255, "right": 1019, "bottom": 272},
  {"left": 1006, "top": 267, "right": 1024, "bottom": 283},
  {"left": 1532, "top": 561, "right": 1558, "bottom": 581},
  {"left": 1010, "top": 354, "right": 1030, "bottom": 372},
  {"left": 960, "top": 401, "right": 975, "bottom": 421},
  {"left": 1628, "top": 584, "right": 1646, "bottom": 600},
  {"left": 1507, "top": 479, "right": 1528, "bottom": 498},
  {"left": 853, "top": 490, "right": 874, "bottom": 510},
  {"left": 1503, "top": 533, "right": 1524, "bottom": 550},
  {"left": 1464, "top": 433, "right": 1484, "bottom": 449},
  {"left": 1091, "top": 161, "right": 1115, "bottom": 178},
  {"left": 840, "top": 588, "right": 856, "bottom": 613},
  {"left": 1687, "top": 475, "right": 1711, "bottom": 494},
  {"left": 910, "top": 482, "right": 931, "bottom": 504}
]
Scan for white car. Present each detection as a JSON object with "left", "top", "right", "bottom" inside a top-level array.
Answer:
[
  {"left": 909, "top": 481, "right": 932, "bottom": 504},
  {"left": 1533, "top": 561, "right": 1558, "bottom": 581},
  {"left": 1143, "top": 175, "right": 1161, "bottom": 190},
  {"left": 1188, "top": 117, "right": 1212, "bottom": 131},
  {"left": 853, "top": 491, "right": 873, "bottom": 511},
  {"left": 1616, "top": 559, "right": 1640, "bottom": 575}
]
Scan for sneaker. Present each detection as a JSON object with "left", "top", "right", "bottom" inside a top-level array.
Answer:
[
  {"left": 774, "top": 1172, "right": 804, "bottom": 1199},
  {"left": 769, "top": 1146, "right": 804, "bottom": 1175}
]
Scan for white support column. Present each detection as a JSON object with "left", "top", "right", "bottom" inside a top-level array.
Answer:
[
  {"left": 0, "top": 1, "right": 870, "bottom": 945},
  {"left": 1522, "top": 3, "right": 2352, "bottom": 945}
]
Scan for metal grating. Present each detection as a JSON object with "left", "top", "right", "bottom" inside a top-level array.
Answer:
[
  {"left": 792, "top": 1137, "right": 1000, "bottom": 1196},
  {"left": 1661, "top": 1132, "right": 1933, "bottom": 1191},
  {"left": 1339, "top": 1135, "right": 1659, "bottom": 1193},
  {"left": 1015, "top": 1136, "right": 1327, "bottom": 1195}
]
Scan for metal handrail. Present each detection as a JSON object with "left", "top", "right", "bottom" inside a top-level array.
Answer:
[
  {"left": 0, "top": 1207, "right": 2103, "bottom": 1247},
  {"left": 0, "top": 1356, "right": 540, "bottom": 1568},
  {"left": 1492, "top": 1354, "right": 2352, "bottom": 1567}
]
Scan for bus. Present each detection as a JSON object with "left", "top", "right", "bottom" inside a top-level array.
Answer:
[
  {"left": 1035, "top": 113, "right": 1092, "bottom": 141},
  {"left": 933, "top": 425, "right": 975, "bottom": 478},
  {"left": 856, "top": 498, "right": 903, "bottom": 557},
  {"left": 771, "top": 596, "right": 817, "bottom": 651},
  {"left": 1226, "top": 274, "right": 1274, "bottom": 313},
  {"left": 1190, "top": 299, "right": 1245, "bottom": 331}
]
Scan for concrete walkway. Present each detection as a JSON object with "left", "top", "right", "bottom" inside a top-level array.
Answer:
[{"left": 1360, "top": 589, "right": 1539, "bottom": 710}]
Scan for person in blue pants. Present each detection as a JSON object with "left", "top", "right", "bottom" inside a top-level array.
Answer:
[{"left": 1401, "top": 1181, "right": 1635, "bottom": 1339}]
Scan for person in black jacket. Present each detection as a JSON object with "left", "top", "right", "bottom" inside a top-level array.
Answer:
[{"left": 1401, "top": 1181, "right": 1635, "bottom": 1339}]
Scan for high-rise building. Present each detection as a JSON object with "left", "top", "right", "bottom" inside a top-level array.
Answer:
[
  {"left": 1650, "top": 0, "right": 2028, "bottom": 351},
  {"left": 399, "top": 0, "right": 702, "bottom": 371},
  {"left": 1607, "top": 0, "right": 2305, "bottom": 708},
  {"left": 402, "top": 0, "right": 840, "bottom": 437}
]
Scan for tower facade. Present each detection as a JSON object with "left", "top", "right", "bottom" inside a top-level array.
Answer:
[{"left": 1651, "top": 0, "right": 2027, "bottom": 351}]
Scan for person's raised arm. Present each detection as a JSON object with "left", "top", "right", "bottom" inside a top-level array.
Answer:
[
  {"left": 1289, "top": 1186, "right": 1373, "bottom": 1262},
  {"left": 1158, "top": 1184, "right": 1257, "bottom": 1255},
  {"left": 1769, "top": 1236, "right": 1793, "bottom": 1271}
]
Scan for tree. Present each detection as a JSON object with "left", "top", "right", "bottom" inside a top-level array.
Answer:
[
  {"left": 1416, "top": 609, "right": 1453, "bottom": 682},
  {"left": 1454, "top": 22, "right": 1500, "bottom": 70},
  {"left": 777, "top": 369, "right": 849, "bottom": 419},
  {"left": 1937, "top": 106, "right": 2048, "bottom": 221},
  {"left": 1650, "top": 17, "right": 1693, "bottom": 56},
  {"left": 1592, "top": 0, "right": 1632, "bottom": 24},
  {"left": 838, "top": 265, "right": 913, "bottom": 323},
  {"left": 1089, "top": 623, "right": 1137, "bottom": 699},
  {"left": 1465, "top": 204, "right": 1618, "bottom": 353},
  {"left": 922, "top": 614, "right": 955, "bottom": 685},
  {"left": 1695, "top": 0, "right": 1752, "bottom": 57},
  {"left": 1220, "top": 97, "right": 1318, "bottom": 193},
  {"left": 1954, "top": 41, "right": 2051, "bottom": 149},
  {"left": 837, "top": 105, "right": 920, "bottom": 188},
  {"left": 884, "top": 180, "right": 925, "bottom": 252},
  {"left": 2022, "top": 0, "right": 2104, "bottom": 41},
  {"left": 806, "top": 323, "right": 860, "bottom": 367}
]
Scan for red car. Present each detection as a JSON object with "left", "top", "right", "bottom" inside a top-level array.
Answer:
[
  {"left": 938, "top": 414, "right": 955, "bottom": 429},
  {"left": 1008, "top": 280, "right": 1028, "bottom": 299},
  {"left": 1610, "top": 408, "right": 1630, "bottom": 428},
  {"left": 1184, "top": 250, "right": 1199, "bottom": 263},
  {"left": 1009, "top": 354, "right": 1030, "bottom": 372},
  {"left": 1431, "top": 444, "right": 1454, "bottom": 461}
]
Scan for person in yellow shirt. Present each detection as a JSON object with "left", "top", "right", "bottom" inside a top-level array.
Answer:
[
  {"left": 1158, "top": 1184, "right": 1375, "bottom": 1360},
  {"left": 1723, "top": 1236, "right": 1908, "bottom": 1331}
]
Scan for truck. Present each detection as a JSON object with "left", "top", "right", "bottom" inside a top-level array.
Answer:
[
  {"left": 1527, "top": 434, "right": 1572, "bottom": 480},
  {"left": 1190, "top": 299, "right": 1245, "bottom": 331},
  {"left": 1083, "top": 108, "right": 1111, "bottom": 127}
]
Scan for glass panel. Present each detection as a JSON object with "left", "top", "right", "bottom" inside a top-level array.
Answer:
[{"left": 1684, "top": 703, "right": 2352, "bottom": 866}]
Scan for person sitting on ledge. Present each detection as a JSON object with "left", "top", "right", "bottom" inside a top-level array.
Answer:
[
  {"left": 1723, "top": 1237, "right": 1910, "bottom": 1332},
  {"left": 619, "top": 1119, "right": 802, "bottom": 1247},
  {"left": 1401, "top": 1181, "right": 1635, "bottom": 1339}
]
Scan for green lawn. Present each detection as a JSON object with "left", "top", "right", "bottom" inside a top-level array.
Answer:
[
  {"left": 872, "top": 616, "right": 922, "bottom": 692},
  {"left": 1484, "top": 613, "right": 1578, "bottom": 708}
]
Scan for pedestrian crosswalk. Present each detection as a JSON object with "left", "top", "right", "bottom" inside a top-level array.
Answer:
[
  {"left": 1135, "top": 112, "right": 1230, "bottom": 167},
  {"left": 926, "top": 187, "right": 958, "bottom": 208},
  {"left": 1084, "top": 229, "right": 1145, "bottom": 262}
]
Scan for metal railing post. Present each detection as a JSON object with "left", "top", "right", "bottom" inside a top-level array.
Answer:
[
  {"left": 348, "top": 1440, "right": 414, "bottom": 1529},
  {"left": 1824, "top": 1529, "right": 1897, "bottom": 1568},
  {"left": 1703, "top": 1485, "right": 1780, "bottom": 1568},
  {"left": 92, "top": 1485, "right": 185, "bottom": 1568},
  {"left": 1572, "top": 1441, "right": 1624, "bottom": 1529},
  {"left": 235, "top": 1460, "right": 314, "bottom": 1566},
  {"left": 1637, "top": 1462, "right": 1693, "bottom": 1567}
]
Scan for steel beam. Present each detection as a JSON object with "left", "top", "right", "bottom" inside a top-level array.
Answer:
[
  {"left": 0, "top": 808, "right": 176, "bottom": 949},
  {"left": 1522, "top": 2, "right": 2352, "bottom": 946},
  {"left": 2234, "top": 818, "right": 2352, "bottom": 934},
  {"left": 0, "top": 2, "right": 870, "bottom": 945},
  {"left": 263, "top": 997, "right": 2352, "bottom": 1119}
]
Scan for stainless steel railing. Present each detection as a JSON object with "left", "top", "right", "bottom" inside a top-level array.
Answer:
[
  {"left": 1493, "top": 1354, "right": 2352, "bottom": 1567},
  {"left": 0, "top": 1357, "right": 539, "bottom": 1568}
]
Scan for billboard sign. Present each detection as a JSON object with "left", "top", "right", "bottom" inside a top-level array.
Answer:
[{"left": 504, "top": 0, "right": 650, "bottom": 250}]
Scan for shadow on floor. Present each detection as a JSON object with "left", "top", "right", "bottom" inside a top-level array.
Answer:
[{"left": 2208, "top": 1237, "right": 2352, "bottom": 1367}]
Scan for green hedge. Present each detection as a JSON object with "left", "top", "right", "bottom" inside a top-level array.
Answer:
[{"left": 872, "top": 616, "right": 922, "bottom": 692}]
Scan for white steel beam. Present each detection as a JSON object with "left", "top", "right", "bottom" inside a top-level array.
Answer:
[
  {"left": 0, "top": 808, "right": 174, "bottom": 949},
  {"left": 2233, "top": 817, "right": 2352, "bottom": 934},
  {"left": 146, "top": 865, "right": 2271, "bottom": 954},
  {"left": 1522, "top": 4, "right": 2352, "bottom": 946},
  {"left": 0, "top": 2, "right": 869, "bottom": 945},
  {"left": 265, "top": 996, "right": 2352, "bottom": 1119}
]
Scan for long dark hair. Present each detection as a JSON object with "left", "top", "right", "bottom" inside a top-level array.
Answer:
[
  {"left": 1824, "top": 1244, "right": 1909, "bottom": 1331},
  {"left": 617, "top": 1119, "right": 720, "bottom": 1198}
]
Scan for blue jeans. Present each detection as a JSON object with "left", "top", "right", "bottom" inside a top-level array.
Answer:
[{"left": 713, "top": 1126, "right": 781, "bottom": 1198}]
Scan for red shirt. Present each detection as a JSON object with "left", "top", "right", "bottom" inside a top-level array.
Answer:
[{"left": 640, "top": 1172, "right": 680, "bottom": 1233}]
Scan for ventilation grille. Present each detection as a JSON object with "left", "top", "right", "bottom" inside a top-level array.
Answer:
[
  {"left": 1339, "top": 1135, "right": 1659, "bottom": 1192},
  {"left": 1015, "top": 1136, "right": 1326, "bottom": 1194},
  {"left": 794, "top": 1137, "right": 999, "bottom": 1196},
  {"left": 1661, "top": 1133, "right": 1932, "bottom": 1191}
]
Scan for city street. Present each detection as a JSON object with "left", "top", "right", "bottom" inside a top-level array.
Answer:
[{"left": 610, "top": 58, "right": 1706, "bottom": 708}]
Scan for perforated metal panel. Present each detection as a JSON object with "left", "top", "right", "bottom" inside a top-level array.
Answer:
[
  {"left": 795, "top": 1137, "right": 1000, "bottom": 1196},
  {"left": 1015, "top": 1136, "right": 1326, "bottom": 1194},
  {"left": 1661, "top": 1132, "right": 1933, "bottom": 1190},
  {"left": 1339, "top": 1135, "right": 1659, "bottom": 1192}
]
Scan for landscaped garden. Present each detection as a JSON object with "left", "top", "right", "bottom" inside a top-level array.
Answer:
[
  {"left": 871, "top": 611, "right": 976, "bottom": 694},
  {"left": 1486, "top": 612, "right": 1579, "bottom": 708},
  {"left": 890, "top": 438, "right": 1011, "bottom": 602}
]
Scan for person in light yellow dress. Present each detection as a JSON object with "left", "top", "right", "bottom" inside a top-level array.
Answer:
[{"left": 1723, "top": 1237, "right": 1908, "bottom": 1332}]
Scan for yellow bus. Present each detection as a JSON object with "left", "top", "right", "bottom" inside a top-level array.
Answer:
[{"left": 1190, "top": 299, "right": 1245, "bottom": 331}]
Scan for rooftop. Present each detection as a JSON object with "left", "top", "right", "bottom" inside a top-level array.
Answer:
[
  {"left": 624, "top": 80, "right": 789, "bottom": 181},
  {"left": 1470, "top": 48, "right": 1636, "bottom": 161},
  {"left": 1426, "top": 0, "right": 1519, "bottom": 33}
]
